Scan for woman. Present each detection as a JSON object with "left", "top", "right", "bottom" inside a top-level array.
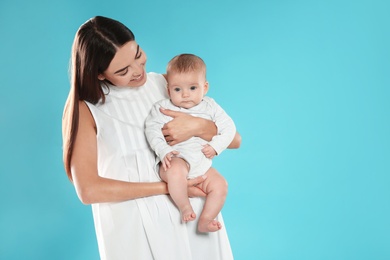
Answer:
[{"left": 62, "top": 16, "right": 241, "bottom": 260}]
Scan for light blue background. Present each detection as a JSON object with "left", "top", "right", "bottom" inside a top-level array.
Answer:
[{"left": 1, "top": 0, "right": 389, "bottom": 259}]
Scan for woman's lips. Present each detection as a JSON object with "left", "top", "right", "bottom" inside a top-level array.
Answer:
[{"left": 131, "top": 73, "right": 144, "bottom": 82}]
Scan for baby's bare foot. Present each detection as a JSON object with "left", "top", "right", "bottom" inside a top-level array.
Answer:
[
  {"left": 181, "top": 205, "right": 196, "bottom": 222},
  {"left": 198, "top": 219, "right": 222, "bottom": 233}
]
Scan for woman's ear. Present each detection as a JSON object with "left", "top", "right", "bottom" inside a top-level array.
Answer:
[{"left": 98, "top": 74, "right": 105, "bottom": 81}]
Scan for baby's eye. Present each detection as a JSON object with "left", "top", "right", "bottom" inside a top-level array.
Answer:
[
  {"left": 190, "top": 86, "right": 197, "bottom": 90},
  {"left": 174, "top": 87, "right": 181, "bottom": 92}
]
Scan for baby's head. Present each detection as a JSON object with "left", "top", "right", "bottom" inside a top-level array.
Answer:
[{"left": 166, "top": 54, "right": 209, "bottom": 109}]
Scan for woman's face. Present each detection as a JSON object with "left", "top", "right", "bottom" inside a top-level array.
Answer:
[{"left": 98, "top": 41, "right": 147, "bottom": 87}]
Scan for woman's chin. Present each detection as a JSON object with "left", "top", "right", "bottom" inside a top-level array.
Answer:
[{"left": 128, "top": 72, "right": 147, "bottom": 87}]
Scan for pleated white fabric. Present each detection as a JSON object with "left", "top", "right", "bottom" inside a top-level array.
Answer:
[{"left": 85, "top": 73, "right": 233, "bottom": 260}]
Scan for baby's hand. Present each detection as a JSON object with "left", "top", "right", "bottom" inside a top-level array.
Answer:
[
  {"left": 162, "top": 151, "right": 180, "bottom": 171},
  {"left": 202, "top": 144, "right": 217, "bottom": 159}
]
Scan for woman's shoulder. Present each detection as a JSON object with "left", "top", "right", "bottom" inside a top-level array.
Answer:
[
  {"left": 154, "top": 98, "right": 172, "bottom": 107},
  {"left": 147, "top": 72, "right": 167, "bottom": 84},
  {"left": 78, "top": 100, "right": 96, "bottom": 128},
  {"left": 146, "top": 72, "right": 169, "bottom": 99}
]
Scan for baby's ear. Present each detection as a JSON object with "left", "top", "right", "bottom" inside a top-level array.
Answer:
[{"left": 204, "top": 81, "right": 209, "bottom": 94}]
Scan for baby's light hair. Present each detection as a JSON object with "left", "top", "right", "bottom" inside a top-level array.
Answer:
[{"left": 167, "top": 54, "right": 206, "bottom": 77}]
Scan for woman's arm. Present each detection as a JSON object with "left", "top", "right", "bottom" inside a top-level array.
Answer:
[
  {"left": 70, "top": 102, "right": 168, "bottom": 204},
  {"left": 160, "top": 107, "right": 216, "bottom": 145},
  {"left": 70, "top": 102, "right": 206, "bottom": 204},
  {"left": 228, "top": 131, "right": 242, "bottom": 149},
  {"left": 160, "top": 108, "right": 242, "bottom": 148}
]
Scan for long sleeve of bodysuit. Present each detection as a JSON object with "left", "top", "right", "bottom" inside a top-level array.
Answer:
[
  {"left": 145, "top": 102, "right": 175, "bottom": 161},
  {"left": 204, "top": 97, "right": 236, "bottom": 155}
]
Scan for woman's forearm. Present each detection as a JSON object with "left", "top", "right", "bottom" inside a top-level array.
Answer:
[
  {"left": 73, "top": 175, "right": 168, "bottom": 205},
  {"left": 160, "top": 108, "right": 241, "bottom": 148},
  {"left": 195, "top": 117, "right": 217, "bottom": 141},
  {"left": 73, "top": 172, "right": 207, "bottom": 204},
  {"left": 198, "top": 119, "right": 241, "bottom": 149}
]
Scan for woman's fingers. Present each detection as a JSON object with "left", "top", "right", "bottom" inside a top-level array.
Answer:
[
  {"left": 188, "top": 186, "right": 206, "bottom": 197},
  {"left": 188, "top": 175, "right": 207, "bottom": 187},
  {"left": 159, "top": 107, "right": 181, "bottom": 118},
  {"left": 187, "top": 175, "right": 208, "bottom": 197}
]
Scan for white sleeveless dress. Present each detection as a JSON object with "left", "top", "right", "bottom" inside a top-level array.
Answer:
[{"left": 85, "top": 73, "right": 233, "bottom": 260}]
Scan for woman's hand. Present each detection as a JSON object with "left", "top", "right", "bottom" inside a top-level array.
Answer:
[
  {"left": 187, "top": 175, "right": 207, "bottom": 197},
  {"left": 160, "top": 108, "right": 195, "bottom": 145},
  {"left": 160, "top": 107, "right": 217, "bottom": 145}
]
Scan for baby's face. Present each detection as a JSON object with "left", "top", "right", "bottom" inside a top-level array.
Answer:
[{"left": 167, "top": 71, "right": 208, "bottom": 109}]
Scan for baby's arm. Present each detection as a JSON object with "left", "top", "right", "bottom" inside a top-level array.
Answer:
[
  {"left": 145, "top": 102, "right": 175, "bottom": 160},
  {"left": 206, "top": 98, "right": 236, "bottom": 156}
]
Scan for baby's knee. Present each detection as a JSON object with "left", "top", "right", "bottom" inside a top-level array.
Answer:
[
  {"left": 220, "top": 179, "right": 228, "bottom": 195},
  {"left": 211, "top": 178, "right": 228, "bottom": 197},
  {"left": 164, "top": 158, "right": 189, "bottom": 176},
  {"left": 171, "top": 158, "right": 189, "bottom": 170}
]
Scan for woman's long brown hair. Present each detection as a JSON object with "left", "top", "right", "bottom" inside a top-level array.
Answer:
[{"left": 62, "top": 16, "right": 135, "bottom": 181}]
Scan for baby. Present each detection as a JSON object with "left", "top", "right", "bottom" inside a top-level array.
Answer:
[{"left": 145, "top": 54, "right": 236, "bottom": 232}]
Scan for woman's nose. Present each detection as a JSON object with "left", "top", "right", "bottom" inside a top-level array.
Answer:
[{"left": 133, "top": 62, "right": 143, "bottom": 75}]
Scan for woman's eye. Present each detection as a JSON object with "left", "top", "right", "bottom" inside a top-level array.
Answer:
[
  {"left": 136, "top": 51, "right": 142, "bottom": 59},
  {"left": 119, "top": 68, "right": 128, "bottom": 76}
]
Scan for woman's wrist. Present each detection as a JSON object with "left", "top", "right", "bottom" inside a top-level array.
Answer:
[
  {"left": 196, "top": 117, "right": 217, "bottom": 141},
  {"left": 158, "top": 181, "right": 169, "bottom": 195}
]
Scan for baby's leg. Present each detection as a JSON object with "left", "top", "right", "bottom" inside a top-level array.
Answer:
[
  {"left": 159, "top": 157, "right": 196, "bottom": 222},
  {"left": 197, "top": 168, "right": 228, "bottom": 232}
]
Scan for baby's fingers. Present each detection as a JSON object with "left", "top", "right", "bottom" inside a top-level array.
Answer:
[
  {"left": 161, "top": 160, "right": 168, "bottom": 171},
  {"left": 164, "top": 157, "right": 171, "bottom": 169}
]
